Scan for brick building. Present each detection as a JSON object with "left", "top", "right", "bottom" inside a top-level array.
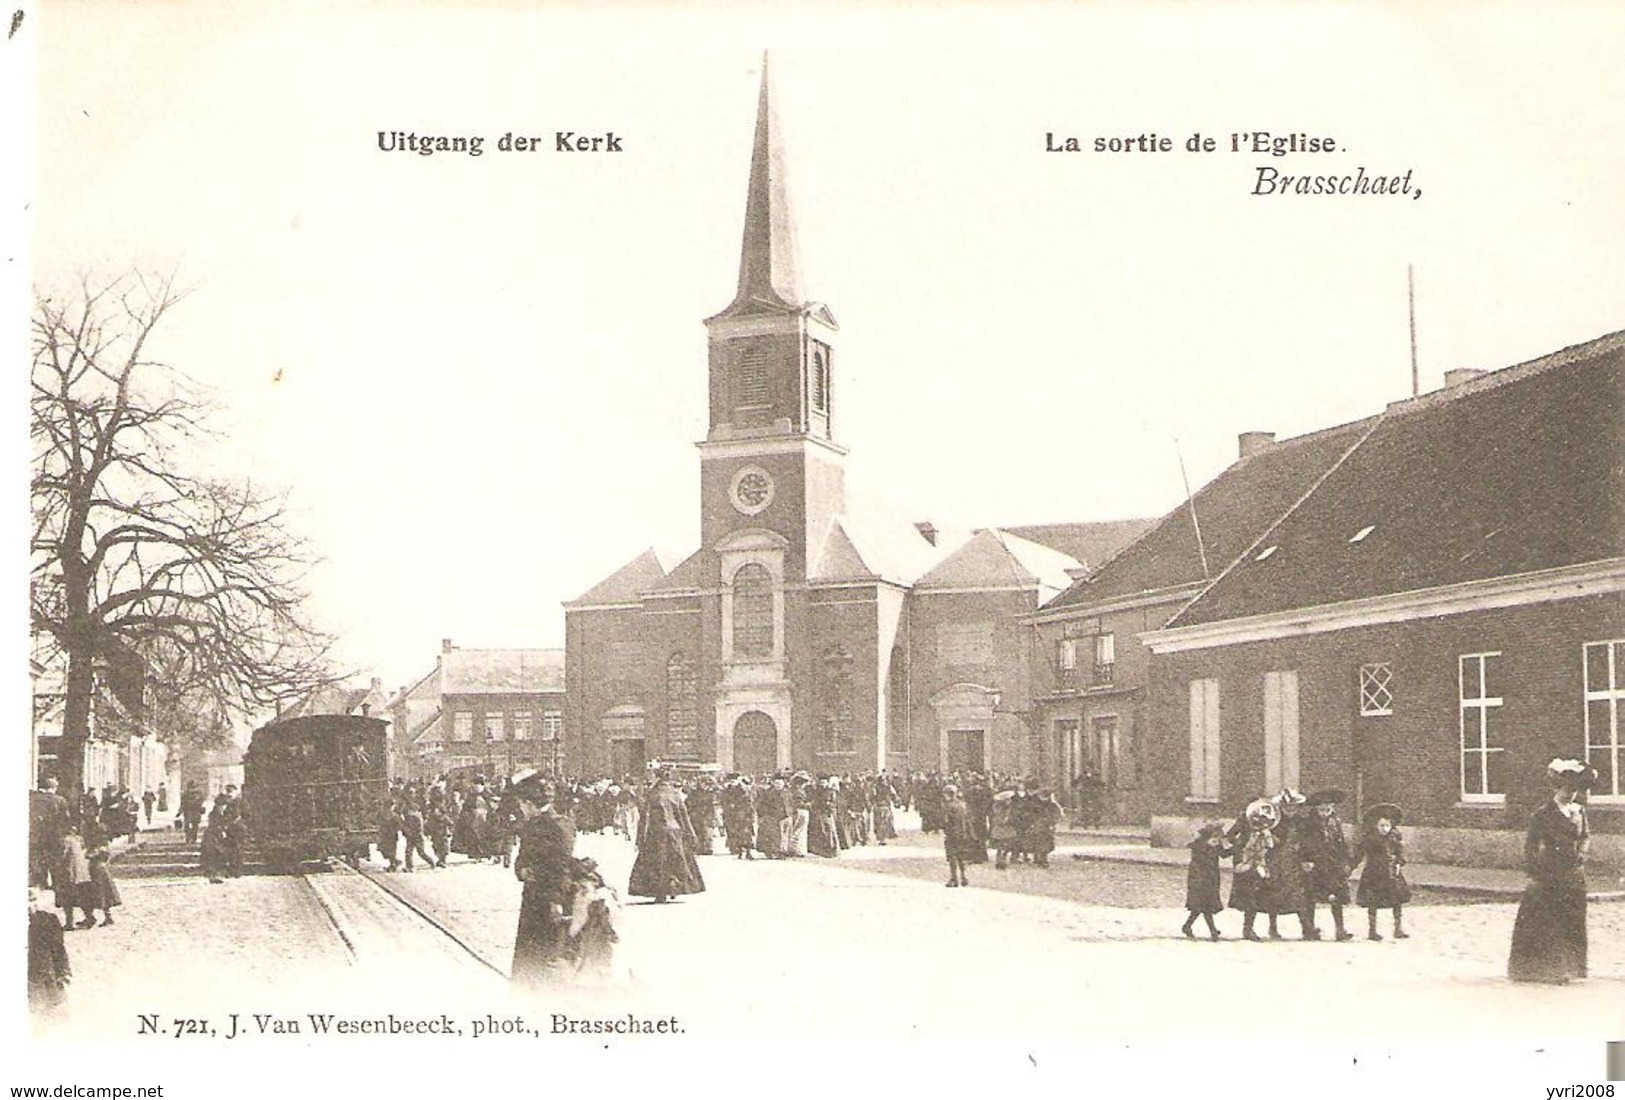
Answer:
[
  {"left": 563, "top": 64, "right": 1147, "bottom": 781},
  {"left": 1138, "top": 332, "right": 1624, "bottom": 865},
  {"left": 392, "top": 640, "right": 566, "bottom": 780},
  {"left": 1026, "top": 420, "right": 1371, "bottom": 822}
]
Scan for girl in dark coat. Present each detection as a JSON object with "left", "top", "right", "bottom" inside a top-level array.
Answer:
[
  {"left": 1508, "top": 762, "right": 1593, "bottom": 983},
  {"left": 1265, "top": 791, "right": 1318, "bottom": 940},
  {"left": 1227, "top": 799, "right": 1277, "bottom": 941},
  {"left": 1182, "top": 823, "right": 1230, "bottom": 939},
  {"left": 628, "top": 778, "right": 706, "bottom": 901},
  {"left": 1352, "top": 803, "right": 1411, "bottom": 940},
  {"left": 1304, "top": 789, "right": 1356, "bottom": 941},
  {"left": 82, "top": 820, "right": 122, "bottom": 927}
]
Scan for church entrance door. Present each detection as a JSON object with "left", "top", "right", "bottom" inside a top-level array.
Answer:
[
  {"left": 948, "top": 728, "right": 986, "bottom": 773},
  {"left": 609, "top": 738, "right": 646, "bottom": 779},
  {"left": 733, "top": 711, "right": 779, "bottom": 776}
]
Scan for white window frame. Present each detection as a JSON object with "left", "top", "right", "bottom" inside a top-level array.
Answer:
[
  {"left": 1058, "top": 638, "right": 1077, "bottom": 671},
  {"left": 452, "top": 711, "right": 474, "bottom": 743},
  {"left": 540, "top": 711, "right": 562, "bottom": 742},
  {"left": 511, "top": 711, "right": 532, "bottom": 741},
  {"left": 1187, "top": 678, "right": 1220, "bottom": 802},
  {"left": 1263, "top": 670, "right": 1300, "bottom": 793},
  {"left": 1359, "top": 662, "right": 1394, "bottom": 717},
  {"left": 1459, "top": 652, "right": 1505, "bottom": 803},
  {"left": 485, "top": 710, "right": 505, "bottom": 742},
  {"left": 1584, "top": 639, "right": 1624, "bottom": 802}
]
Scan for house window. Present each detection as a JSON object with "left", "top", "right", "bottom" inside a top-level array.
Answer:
[
  {"left": 1093, "top": 634, "right": 1116, "bottom": 684},
  {"left": 731, "top": 564, "right": 774, "bottom": 658},
  {"left": 511, "top": 711, "right": 531, "bottom": 741},
  {"left": 1263, "top": 670, "right": 1300, "bottom": 793},
  {"left": 540, "top": 711, "right": 562, "bottom": 741},
  {"left": 485, "top": 711, "right": 505, "bottom": 742},
  {"left": 1058, "top": 639, "right": 1077, "bottom": 671},
  {"left": 1188, "top": 678, "right": 1220, "bottom": 800},
  {"left": 736, "top": 345, "right": 769, "bottom": 407},
  {"left": 820, "top": 645, "right": 855, "bottom": 752},
  {"left": 1584, "top": 639, "right": 1624, "bottom": 798},
  {"left": 1359, "top": 663, "right": 1394, "bottom": 716},
  {"left": 452, "top": 711, "right": 473, "bottom": 743},
  {"left": 666, "top": 653, "right": 699, "bottom": 760},
  {"left": 1460, "top": 652, "right": 1505, "bottom": 801}
]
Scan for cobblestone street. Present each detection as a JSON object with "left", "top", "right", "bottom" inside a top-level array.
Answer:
[{"left": 40, "top": 825, "right": 1625, "bottom": 1043}]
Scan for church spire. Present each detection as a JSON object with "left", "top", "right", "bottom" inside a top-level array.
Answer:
[{"left": 724, "top": 53, "right": 804, "bottom": 315}]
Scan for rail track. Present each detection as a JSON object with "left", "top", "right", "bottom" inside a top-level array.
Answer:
[{"left": 298, "top": 859, "right": 509, "bottom": 981}]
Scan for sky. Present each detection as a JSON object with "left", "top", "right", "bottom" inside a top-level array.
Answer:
[{"left": 25, "top": 1, "right": 1625, "bottom": 694}]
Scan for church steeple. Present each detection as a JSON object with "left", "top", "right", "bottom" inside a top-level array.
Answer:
[{"left": 722, "top": 53, "right": 804, "bottom": 316}]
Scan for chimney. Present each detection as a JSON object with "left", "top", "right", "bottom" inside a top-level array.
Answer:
[
  {"left": 1238, "top": 431, "right": 1276, "bottom": 459},
  {"left": 1444, "top": 368, "right": 1486, "bottom": 389},
  {"left": 914, "top": 521, "right": 938, "bottom": 546},
  {"left": 370, "top": 676, "right": 382, "bottom": 691},
  {"left": 441, "top": 638, "right": 454, "bottom": 653}
]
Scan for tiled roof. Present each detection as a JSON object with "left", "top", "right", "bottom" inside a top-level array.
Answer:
[
  {"left": 1044, "top": 418, "right": 1376, "bottom": 612},
  {"left": 568, "top": 549, "right": 667, "bottom": 605},
  {"left": 1004, "top": 519, "right": 1157, "bottom": 573},
  {"left": 915, "top": 528, "right": 1081, "bottom": 597},
  {"left": 410, "top": 709, "right": 444, "bottom": 747},
  {"left": 1169, "top": 329, "right": 1625, "bottom": 627},
  {"left": 648, "top": 549, "right": 708, "bottom": 594},
  {"left": 439, "top": 648, "right": 566, "bottom": 695}
]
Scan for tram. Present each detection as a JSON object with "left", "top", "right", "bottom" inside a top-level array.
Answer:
[{"left": 241, "top": 714, "right": 390, "bottom": 869}]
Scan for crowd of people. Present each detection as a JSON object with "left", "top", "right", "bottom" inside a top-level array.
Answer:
[{"left": 28, "top": 754, "right": 1603, "bottom": 1010}]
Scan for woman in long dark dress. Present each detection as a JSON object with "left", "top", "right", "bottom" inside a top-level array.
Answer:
[
  {"left": 510, "top": 778, "right": 578, "bottom": 986},
  {"left": 628, "top": 776, "right": 705, "bottom": 902},
  {"left": 1508, "top": 760, "right": 1594, "bottom": 984}
]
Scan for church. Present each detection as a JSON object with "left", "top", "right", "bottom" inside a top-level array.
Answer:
[{"left": 562, "top": 63, "right": 1149, "bottom": 781}]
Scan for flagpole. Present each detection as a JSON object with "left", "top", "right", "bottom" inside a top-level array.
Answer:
[
  {"left": 1175, "top": 439, "right": 1210, "bottom": 579},
  {"left": 1408, "top": 264, "right": 1419, "bottom": 397}
]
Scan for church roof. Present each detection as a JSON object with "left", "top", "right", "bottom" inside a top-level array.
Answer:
[
  {"left": 1004, "top": 519, "right": 1158, "bottom": 573},
  {"left": 807, "top": 512, "right": 961, "bottom": 586},
  {"left": 568, "top": 548, "right": 668, "bottom": 606},
  {"left": 710, "top": 54, "right": 808, "bottom": 321},
  {"left": 1167, "top": 329, "right": 1625, "bottom": 628},
  {"left": 914, "top": 528, "right": 1081, "bottom": 597}
]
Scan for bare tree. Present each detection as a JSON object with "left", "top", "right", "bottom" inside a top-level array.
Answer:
[{"left": 31, "top": 271, "right": 338, "bottom": 793}]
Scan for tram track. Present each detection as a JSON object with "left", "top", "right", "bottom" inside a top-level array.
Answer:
[{"left": 297, "top": 860, "right": 509, "bottom": 982}]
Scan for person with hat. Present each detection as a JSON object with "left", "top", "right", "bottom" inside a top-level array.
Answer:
[
  {"left": 628, "top": 773, "right": 706, "bottom": 903},
  {"left": 941, "top": 782, "right": 972, "bottom": 888},
  {"left": 1182, "top": 822, "right": 1231, "bottom": 940},
  {"left": 1508, "top": 760, "right": 1596, "bottom": 983},
  {"left": 1351, "top": 802, "right": 1411, "bottom": 941},
  {"left": 757, "top": 776, "right": 789, "bottom": 858},
  {"left": 1265, "top": 789, "right": 1319, "bottom": 940},
  {"left": 1303, "top": 789, "right": 1356, "bottom": 941},
  {"left": 721, "top": 775, "right": 758, "bottom": 859},
  {"left": 510, "top": 777, "right": 578, "bottom": 986},
  {"left": 1228, "top": 798, "right": 1277, "bottom": 941}
]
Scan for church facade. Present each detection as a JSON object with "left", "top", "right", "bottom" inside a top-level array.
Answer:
[{"left": 562, "top": 65, "right": 1147, "bottom": 781}]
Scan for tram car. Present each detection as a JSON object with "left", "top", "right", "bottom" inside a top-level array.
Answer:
[{"left": 242, "top": 714, "right": 389, "bottom": 868}]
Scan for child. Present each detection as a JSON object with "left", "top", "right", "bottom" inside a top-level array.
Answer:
[
  {"left": 564, "top": 856, "right": 621, "bottom": 978},
  {"left": 1352, "top": 803, "right": 1411, "bottom": 941},
  {"left": 1228, "top": 798, "right": 1278, "bottom": 942},
  {"left": 1183, "top": 822, "right": 1230, "bottom": 940},
  {"left": 28, "top": 888, "right": 71, "bottom": 1014},
  {"left": 57, "top": 827, "right": 94, "bottom": 930},
  {"left": 83, "top": 819, "right": 123, "bottom": 927}
]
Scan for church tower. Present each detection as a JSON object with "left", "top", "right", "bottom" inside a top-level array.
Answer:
[{"left": 699, "top": 56, "right": 847, "bottom": 772}]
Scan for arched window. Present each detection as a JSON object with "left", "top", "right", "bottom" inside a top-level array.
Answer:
[
  {"left": 736, "top": 345, "right": 769, "bottom": 408},
  {"left": 666, "top": 652, "right": 698, "bottom": 760},
  {"left": 731, "top": 563, "right": 773, "bottom": 658}
]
